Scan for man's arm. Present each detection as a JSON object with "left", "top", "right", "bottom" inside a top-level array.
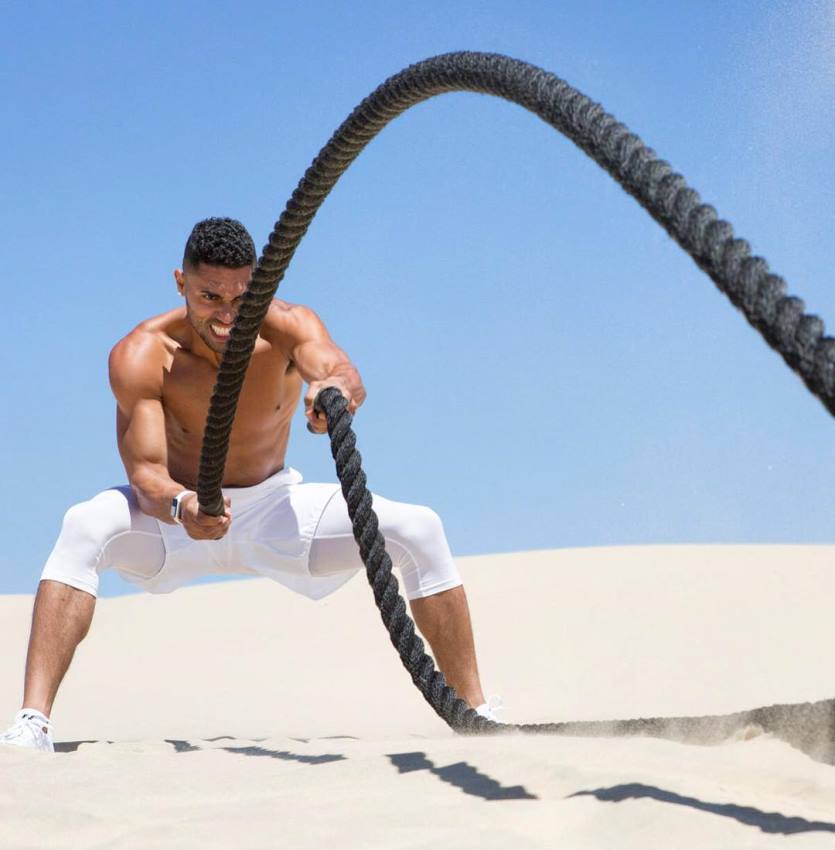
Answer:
[
  {"left": 108, "top": 333, "right": 230, "bottom": 537},
  {"left": 269, "top": 303, "right": 367, "bottom": 434}
]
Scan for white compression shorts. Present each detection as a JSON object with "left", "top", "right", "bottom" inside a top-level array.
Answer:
[{"left": 40, "top": 467, "right": 462, "bottom": 601}]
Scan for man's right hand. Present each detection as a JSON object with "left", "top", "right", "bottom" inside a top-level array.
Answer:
[{"left": 180, "top": 494, "right": 232, "bottom": 540}]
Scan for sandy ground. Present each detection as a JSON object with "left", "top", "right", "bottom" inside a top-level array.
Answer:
[{"left": 2, "top": 545, "right": 835, "bottom": 849}]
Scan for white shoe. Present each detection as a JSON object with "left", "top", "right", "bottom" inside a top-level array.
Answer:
[
  {"left": 474, "top": 695, "right": 506, "bottom": 724},
  {"left": 0, "top": 709, "right": 54, "bottom": 753}
]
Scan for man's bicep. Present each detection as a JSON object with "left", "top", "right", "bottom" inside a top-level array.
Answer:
[
  {"left": 284, "top": 305, "right": 349, "bottom": 383},
  {"left": 291, "top": 337, "right": 351, "bottom": 383},
  {"left": 109, "top": 340, "right": 168, "bottom": 475},
  {"left": 116, "top": 397, "right": 169, "bottom": 475}
]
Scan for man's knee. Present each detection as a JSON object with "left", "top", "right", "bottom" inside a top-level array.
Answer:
[
  {"left": 395, "top": 504, "right": 446, "bottom": 551},
  {"left": 59, "top": 493, "right": 132, "bottom": 559},
  {"left": 58, "top": 500, "right": 112, "bottom": 551},
  {"left": 377, "top": 501, "right": 461, "bottom": 599},
  {"left": 40, "top": 491, "right": 132, "bottom": 597}
]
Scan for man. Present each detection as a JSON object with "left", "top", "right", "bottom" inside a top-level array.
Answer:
[{"left": 0, "top": 218, "right": 500, "bottom": 752}]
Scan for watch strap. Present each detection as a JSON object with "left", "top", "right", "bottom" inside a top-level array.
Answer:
[{"left": 170, "top": 490, "right": 195, "bottom": 524}]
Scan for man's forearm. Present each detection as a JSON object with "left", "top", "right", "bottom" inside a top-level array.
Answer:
[
  {"left": 130, "top": 464, "right": 190, "bottom": 524},
  {"left": 326, "top": 362, "right": 365, "bottom": 402}
]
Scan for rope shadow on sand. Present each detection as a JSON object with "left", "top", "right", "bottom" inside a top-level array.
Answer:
[
  {"left": 54, "top": 740, "right": 345, "bottom": 765},
  {"left": 569, "top": 783, "right": 835, "bottom": 836},
  {"left": 55, "top": 739, "right": 214, "bottom": 753},
  {"left": 387, "top": 751, "right": 537, "bottom": 801},
  {"left": 220, "top": 745, "right": 345, "bottom": 764},
  {"left": 54, "top": 740, "right": 102, "bottom": 753}
]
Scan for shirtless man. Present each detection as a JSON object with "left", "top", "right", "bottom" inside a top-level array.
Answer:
[{"left": 0, "top": 218, "right": 498, "bottom": 752}]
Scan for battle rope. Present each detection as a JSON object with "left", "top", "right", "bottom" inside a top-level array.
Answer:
[{"left": 195, "top": 52, "right": 835, "bottom": 750}]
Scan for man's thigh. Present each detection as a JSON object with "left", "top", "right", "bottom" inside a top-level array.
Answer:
[
  {"left": 307, "top": 491, "right": 462, "bottom": 600},
  {"left": 41, "top": 486, "right": 165, "bottom": 597}
]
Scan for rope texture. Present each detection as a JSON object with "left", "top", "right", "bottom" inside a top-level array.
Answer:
[{"left": 195, "top": 52, "right": 835, "bottom": 751}]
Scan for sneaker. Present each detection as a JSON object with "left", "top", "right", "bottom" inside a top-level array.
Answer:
[
  {"left": 0, "top": 709, "right": 54, "bottom": 753},
  {"left": 474, "top": 695, "right": 506, "bottom": 724}
]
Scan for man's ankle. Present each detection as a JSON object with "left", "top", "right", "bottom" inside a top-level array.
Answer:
[{"left": 19, "top": 707, "right": 51, "bottom": 733}]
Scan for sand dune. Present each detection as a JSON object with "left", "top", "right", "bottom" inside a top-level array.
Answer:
[{"left": 2, "top": 545, "right": 835, "bottom": 848}]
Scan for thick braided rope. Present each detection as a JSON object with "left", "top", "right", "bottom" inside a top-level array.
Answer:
[
  {"left": 195, "top": 51, "right": 835, "bottom": 748},
  {"left": 198, "top": 50, "right": 834, "bottom": 517},
  {"left": 316, "top": 386, "right": 835, "bottom": 750}
]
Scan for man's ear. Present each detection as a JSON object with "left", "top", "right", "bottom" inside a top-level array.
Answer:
[{"left": 174, "top": 268, "right": 185, "bottom": 296}]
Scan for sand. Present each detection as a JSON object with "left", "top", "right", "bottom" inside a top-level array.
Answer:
[{"left": 2, "top": 545, "right": 835, "bottom": 848}]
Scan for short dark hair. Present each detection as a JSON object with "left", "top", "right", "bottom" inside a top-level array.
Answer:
[{"left": 183, "top": 217, "right": 257, "bottom": 270}]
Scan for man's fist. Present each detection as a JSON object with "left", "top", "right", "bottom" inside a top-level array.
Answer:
[
  {"left": 180, "top": 494, "right": 232, "bottom": 540},
  {"left": 304, "top": 377, "right": 358, "bottom": 435}
]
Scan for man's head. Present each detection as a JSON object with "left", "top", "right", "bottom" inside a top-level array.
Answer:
[
  {"left": 175, "top": 218, "right": 257, "bottom": 355},
  {"left": 182, "top": 217, "right": 257, "bottom": 272}
]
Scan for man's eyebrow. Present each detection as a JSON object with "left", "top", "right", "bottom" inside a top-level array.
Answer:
[{"left": 199, "top": 288, "right": 243, "bottom": 298}]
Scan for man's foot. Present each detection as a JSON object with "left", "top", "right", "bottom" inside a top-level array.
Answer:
[
  {"left": 0, "top": 709, "right": 54, "bottom": 753},
  {"left": 474, "top": 695, "right": 506, "bottom": 724}
]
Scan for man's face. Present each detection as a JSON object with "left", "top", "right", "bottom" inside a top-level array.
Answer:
[{"left": 175, "top": 263, "right": 252, "bottom": 354}]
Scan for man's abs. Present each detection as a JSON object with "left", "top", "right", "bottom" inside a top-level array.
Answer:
[{"left": 159, "top": 322, "right": 303, "bottom": 488}]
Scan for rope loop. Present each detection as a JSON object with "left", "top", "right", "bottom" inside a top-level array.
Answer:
[{"left": 194, "top": 52, "right": 835, "bottom": 755}]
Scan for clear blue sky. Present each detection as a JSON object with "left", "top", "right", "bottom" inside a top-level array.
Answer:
[{"left": 1, "top": 1, "right": 833, "bottom": 596}]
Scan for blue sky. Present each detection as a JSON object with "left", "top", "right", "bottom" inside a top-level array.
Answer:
[{"left": 1, "top": 1, "right": 833, "bottom": 596}]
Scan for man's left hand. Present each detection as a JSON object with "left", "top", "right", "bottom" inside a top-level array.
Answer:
[{"left": 304, "top": 377, "right": 360, "bottom": 434}]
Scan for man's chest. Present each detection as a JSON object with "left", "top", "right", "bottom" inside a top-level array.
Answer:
[{"left": 161, "top": 348, "right": 301, "bottom": 438}]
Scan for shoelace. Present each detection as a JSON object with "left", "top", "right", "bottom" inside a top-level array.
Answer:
[{"left": 1, "top": 712, "right": 51, "bottom": 741}]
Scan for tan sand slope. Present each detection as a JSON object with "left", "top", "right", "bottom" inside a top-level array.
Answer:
[{"left": 2, "top": 545, "right": 835, "bottom": 848}]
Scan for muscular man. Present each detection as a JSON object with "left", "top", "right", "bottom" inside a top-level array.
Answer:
[{"left": 0, "top": 218, "right": 499, "bottom": 752}]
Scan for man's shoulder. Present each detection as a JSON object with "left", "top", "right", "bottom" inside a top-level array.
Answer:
[
  {"left": 261, "top": 299, "right": 322, "bottom": 342},
  {"left": 108, "top": 313, "right": 180, "bottom": 398},
  {"left": 264, "top": 298, "right": 317, "bottom": 323},
  {"left": 110, "top": 323, "right": 165, "bottom": 367},
  {"left": 111, "top": 309, "right": 184, "bottom": 358}
]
